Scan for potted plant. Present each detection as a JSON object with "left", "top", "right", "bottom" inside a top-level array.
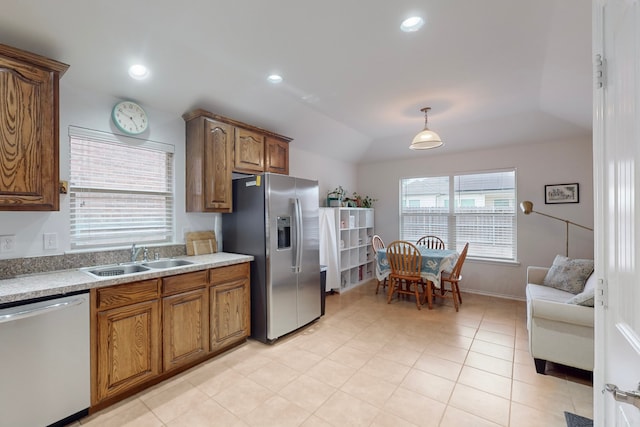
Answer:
[
  {"left": 351, "top": 192, "right": 377, "bottom": 208},
  {"left": 327, "top": 186, "right": 346, "bottom": 207}
]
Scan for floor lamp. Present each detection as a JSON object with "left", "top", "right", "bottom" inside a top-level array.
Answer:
[{"left": 519, "top": 201, "right": 593, "bottom": 257}]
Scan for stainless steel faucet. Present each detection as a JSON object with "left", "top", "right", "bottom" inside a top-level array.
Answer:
[{"left": 131, "top": 243, "right": 143, "bottom": 263}]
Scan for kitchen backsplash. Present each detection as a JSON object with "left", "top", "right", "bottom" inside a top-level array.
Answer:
[{"left": 0, "top": 244, "right": 186, "bottom": 280}]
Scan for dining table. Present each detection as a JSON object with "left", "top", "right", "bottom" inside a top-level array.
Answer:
[{"left": 375, "top": 246, "right": 459, "bottom": 290}]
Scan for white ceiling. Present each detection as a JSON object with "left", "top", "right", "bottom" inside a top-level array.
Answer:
[{"left": 0, "top": 0, "right": 592, "bottom": 164}]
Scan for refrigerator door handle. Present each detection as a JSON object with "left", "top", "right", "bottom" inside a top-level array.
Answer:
[{"left": 293, "top": 197, "right": 303, "bottom": 273}]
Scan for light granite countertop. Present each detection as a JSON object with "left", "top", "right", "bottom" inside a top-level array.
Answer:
[{"left": 0, "top": 252, "right": 253, "bottom": 305}]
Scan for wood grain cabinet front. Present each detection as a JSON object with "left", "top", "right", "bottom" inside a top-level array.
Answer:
[
  {"left": 234, "top": 128, "right": 265, "bottom": 174},
  {"left": 265, "top": 136, "right": 289, "bottom": 175},
  {"left": 0, "top": 43, "right": 69, "bottom": 211},
  {"left": 162, "top": 271, "right": 209, "bottom": 371},
  {"left": 90, "top": 263, "right": 250, "bottom": 409},
  {"left": 183, "top": 109, "right": 291, "bottom": 214},
  {"left": 91, "top": 279, "right": 161, "bottom": 405},
  {"left": 209, "top": 263, "right": 251, "bottom": 352},
  {"left": 184, "top": 114, "right": 233, "bottom": 213}
]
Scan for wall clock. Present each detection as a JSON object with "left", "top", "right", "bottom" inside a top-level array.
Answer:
[{"left": 111, "top": 100, "right": 148, "bottom": 135}]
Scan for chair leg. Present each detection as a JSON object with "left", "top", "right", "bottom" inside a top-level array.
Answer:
[
  {"left": 412, "top": 280, "right": 421, "bottom": 310},
  {"left": 386, "top": 278, "right": 396, "bottom": 304},
  {"left": 455, "top": 283, "right": 462, "bottom": 304},
  {"left": 452, "top": 285, "right": 459, "bottom": 312}
]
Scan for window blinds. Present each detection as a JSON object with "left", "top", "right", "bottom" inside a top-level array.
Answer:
[
  {"left": 400, "top": 170, "right": 516, "bottom": 261},
  {"left": 69, "top": 127, "right": 174, "bottom": 249}
]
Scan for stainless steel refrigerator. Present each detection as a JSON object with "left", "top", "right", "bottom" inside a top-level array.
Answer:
[{"left": 222, "top": 173, "right": 321, "bottom": 343}]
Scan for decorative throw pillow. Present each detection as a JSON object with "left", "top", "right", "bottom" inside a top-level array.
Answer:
[{"left": 542, "top": 255, "right": 594, "bottom": 294}]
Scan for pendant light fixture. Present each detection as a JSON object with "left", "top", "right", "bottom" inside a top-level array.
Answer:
[{"left": 410, "top": 107, "right": 443, "bottom": 150}]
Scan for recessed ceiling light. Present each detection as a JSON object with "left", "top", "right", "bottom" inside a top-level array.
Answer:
[
  {"left": 128, "top": 64, "right": 150, "bottom": 80},
  {"left": 400, "top": 16, "right": 424, "bottom": 32},
  {"left": 267, "top": 74, "right": 283, "bottom": 83}
]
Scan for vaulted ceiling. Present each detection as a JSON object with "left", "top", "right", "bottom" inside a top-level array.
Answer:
[{"left": 0, "top": 0, "right": 591, "bottom": 164}]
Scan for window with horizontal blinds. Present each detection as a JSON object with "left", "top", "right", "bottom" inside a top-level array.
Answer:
[
  {"left": 69, "top": 127, "right": 174, "bottom": 249},
  {"left": 400, "top": 169, "right": 516, "bottom": 261}
]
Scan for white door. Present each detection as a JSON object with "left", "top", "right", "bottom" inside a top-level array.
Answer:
[{"left": 593, "top": 0, "right": 640, "bottom": 425}]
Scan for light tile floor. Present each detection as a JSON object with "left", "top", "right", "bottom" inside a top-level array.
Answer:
[{"left": 73, "top": 281, "right": 593, "bottom": 427}]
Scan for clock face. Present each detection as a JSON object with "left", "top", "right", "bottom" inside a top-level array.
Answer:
[{"left": 112, "top": 101, "right": 148, "bottom": 135}]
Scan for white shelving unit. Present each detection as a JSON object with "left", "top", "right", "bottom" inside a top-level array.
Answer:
[{"left": 327, "top": 207, "right": 375, "bottom": 292}]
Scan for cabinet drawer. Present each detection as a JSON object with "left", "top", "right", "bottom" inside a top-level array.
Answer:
[
  {"left": 210, "top": 263, "right": 250, "bottom": 285},
  {"left": 162, "top": 270, "right": 208, "bottom": 295},
  {"left": 95, "top": 279, "right": 160, "bottom": 310}
]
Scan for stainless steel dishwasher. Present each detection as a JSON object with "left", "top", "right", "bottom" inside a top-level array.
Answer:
[{"left": 0, "top": 291, "right": 90, "bottom": 427}]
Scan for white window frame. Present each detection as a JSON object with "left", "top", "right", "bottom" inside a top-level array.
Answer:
[
  {"left": 400, "top": 169, "right": 517, "bottom": 262},
  {"left": 68, "top": 126, "right": 175, "bottom": 250}
]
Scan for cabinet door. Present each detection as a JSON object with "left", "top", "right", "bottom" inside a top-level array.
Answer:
[
  {"left": 0, "top": 53, "right": 62, "bottom": 210},
  {"left": 204, "top": 119, "right": 233, "bottom": 212},
  {"left": 234, "top": 128, "right": 264, "bottom": 173},
  {"left": 265, "top": 137, "right": 289, "bottom": 175},
  {"left": 210, "top": 277, "right": 250, "bottom": 351},
  {"left": 95, "top": 299, "right": 161, "bottom": 402},
  {"left": 163, "top": 288, "right": 209, "bottom": 371}
]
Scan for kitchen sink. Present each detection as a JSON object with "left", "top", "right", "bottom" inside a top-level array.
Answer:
[
  {"left": 142, "top": 259, "right": 194, "bottom": 269},
  {"left": 85, "top": 264, "right": 151, "bottom": 277}
]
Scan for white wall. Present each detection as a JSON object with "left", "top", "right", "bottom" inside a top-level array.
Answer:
[
  {"left": 357, "top": 137, "right": 594, "bottom": 300},
  {"left": 289, "top": 147, "right": 357, "bottom": 203},
  {"left": 0, "top": 84, "right": 357, "bottom": 260}
]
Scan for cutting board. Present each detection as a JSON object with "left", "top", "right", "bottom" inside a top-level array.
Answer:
[{"left": 185, "top": 231, "right": 217, "bottom": 256}]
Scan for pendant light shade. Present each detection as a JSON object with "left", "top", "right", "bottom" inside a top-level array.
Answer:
[{"left": 410, "top": 107, "right": 443, "bottom": 150}]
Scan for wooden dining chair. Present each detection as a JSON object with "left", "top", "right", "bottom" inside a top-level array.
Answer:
[
  {"left": 416, "top": 235, "right": 445, "bottom": 250},
  {"left": 371, "top": 235, "right": 387, "bottom": 294},
  {"left": 430, "top": 242, "right": 469, "bottom": 312},
  {"left": 386, "top": 240, "right": 424, "bottom": 310}
]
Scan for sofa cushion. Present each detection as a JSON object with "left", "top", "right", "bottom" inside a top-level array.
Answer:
[
  {"left": 567, "top": 273, "right": 596, "bottom": 307},
  {"left": 527, "top": 284, "right": 594, "bottom": 327},
  {"left": 527, "top": 282, "right": 575, "bottom": 304},
  {"left": 542, "top": 255, "right": 594, "bottom": 294}
]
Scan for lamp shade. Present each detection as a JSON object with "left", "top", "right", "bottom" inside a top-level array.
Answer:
[
  {"left": 410, "top": 107, "right": 443, "bottom": 150},
  {"left": 410, "top": 129, "right": 443, "bottom": 149},
  {"left": 520, "top": 200, "right": 533, "bottom": 214}
]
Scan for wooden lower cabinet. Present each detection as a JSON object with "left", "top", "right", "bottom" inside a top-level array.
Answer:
[
  {"left": 92, "top": 291, "right": 161, "bottom": 404},
  {"left": 210, "top": 263, "right": 251, "bottom": 351},
  {"left": 163, "top": 287, "right": 209, "bottom": 371},
  {"left": 91, "top": 263, "right": 250, "bottom": 408}
]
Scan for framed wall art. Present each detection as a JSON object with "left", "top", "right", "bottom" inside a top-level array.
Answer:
[{"left": 545, "top": 183, "right": 579, "bottom": 204}]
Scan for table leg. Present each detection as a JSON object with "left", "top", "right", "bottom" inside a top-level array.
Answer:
[{"left": 423, "top": 280, "right": 434, "bottom": 309}]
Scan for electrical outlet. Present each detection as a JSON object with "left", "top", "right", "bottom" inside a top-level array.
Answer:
[
  {"left": 43, "top": 233, "right": 58, "bottom": 250},
  {"left": 0, "top": 235, "right": 15, "bottom": 253}
]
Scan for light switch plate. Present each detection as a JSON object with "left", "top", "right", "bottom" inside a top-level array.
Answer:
[
  {"left": 43, "top": 233, "right": 58, "bottom": 250},
  {"left": 0, "top": 235, "right": 15, "bottom": 253}
]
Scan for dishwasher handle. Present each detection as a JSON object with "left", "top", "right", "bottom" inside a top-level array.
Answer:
[{"left": 0, "top": 297, "right": 86, "bottom": 324}]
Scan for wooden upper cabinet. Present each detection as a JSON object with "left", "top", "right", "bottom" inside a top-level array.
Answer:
[
  {"left": 234, "top": 128, "right": 265, "bottom": 174},
  {"left": 183, "top": 110, "right": 291, "bottom": 213},
  {"left": 184, "top": 113, "right": 233, "bottom": 213},
  {"left": 265, "top": 137, "right": 289, "bottom": 175},
  {"left": 0, "top": 44, "right": 69, "bottom": 211}
]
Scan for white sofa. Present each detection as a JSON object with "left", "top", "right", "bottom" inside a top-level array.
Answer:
[{"left": 526, "top": 266, "right": 594, "bottom": 373}]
